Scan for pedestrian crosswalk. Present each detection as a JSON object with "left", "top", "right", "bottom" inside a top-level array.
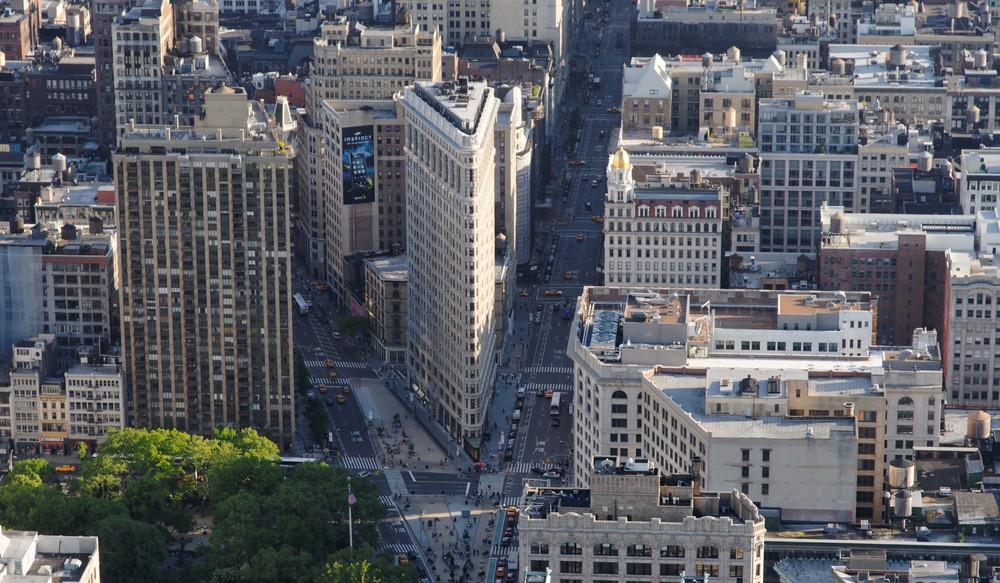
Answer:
[
  {"left": 341, "top": 456, "right": 381, "bottom": 470},
  {"left": 384, "top": 543, "right": 417, "bottom": 554},
  {"left": 379, "top": 495, "right": 397, "bottom": 509},
  {"left": 310, "top": 377, "right": 330, "bottom": 386},
  {"left": 524, "top": 366, "right": 572, "bottom": 374},
  {"left": 501, "top": 496, "right": 520, "bottom": 507},
  {"left": 525, "top": 383, "right": 571, "bottom": 394},
  {"left": 492, "top": 544, "right": 513, "bottom": 557},
  {"left": 509, "top": 462, "right": 562, "bottom": 475},
  {"left": 304, "top": 359, "right": 370, "bottom": 370}
]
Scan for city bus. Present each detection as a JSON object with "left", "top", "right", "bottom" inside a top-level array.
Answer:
[
  {"left": 293, "top": 293, "right": 310, "bottom": 316},
  {"left": 277, "top": 456, "right": 321, "bottom": 469},
  {"left": 549, "top": 392, "right": 562, "bottom": 416}
]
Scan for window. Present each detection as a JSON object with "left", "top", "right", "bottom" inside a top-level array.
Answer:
[
  {"left": 898, "top": 396, "right": 914, "bottom": 406},
  {"left": 611, "top": 404, "right": 627, "bottom": 414},
  {"left": 661, "top": 563, "right": 684, "bottom": 576},
  {"left": 741, "top": 449, "right": 750, "bottom": 461},
  {"left": 531, "top": 542, "right": 550, "bottom": 554},
  {"left": 697, "top": 564, "right": 720, "bottom": 577},
  {"left": 593, "top": 562, "right": 618, "bottom": 575},
  {"left": 697, "top": 546, "right": 719, "bottom": 559},
  {"left": 627, "top": 544, "right": 652, "bottom": 557},
  {"left": 627, "top": 563, "right": 653, "bottom": 576},
  {"left": 560, "top": 561, "right": 583, "bottom": 574},
  {"left": 560, "top": 543, "right": 582, "bottom": 555},
  {"left": 593, "top": 543, "right": 618, "bottom": 556},
  {"left": 730, "top": 547, "right": 744, "bottom": 560},
  {"left": 661, "top": 545, "right": 685, "bottom": 558},
  {"left": 612, "top": 390, "right": 627, "bottom": 399}
]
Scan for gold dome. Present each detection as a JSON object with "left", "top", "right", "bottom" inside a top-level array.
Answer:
[{"left": 611, "top": 147, "right": 631, "bottom": 169}]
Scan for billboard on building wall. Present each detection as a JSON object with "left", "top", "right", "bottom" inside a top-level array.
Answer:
[{"left": 342, "top": 125, "right": 376, "bottom": 205}]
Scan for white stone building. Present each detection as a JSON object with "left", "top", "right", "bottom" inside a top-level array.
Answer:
[
  {"left": 517, "top": 457, "right": 766, "bottom": 583},
  {"left": 400, "top": 79, "right": 500, "bottom": 445},
  {"left": 602, "top": 148, "right": 724, "bottom": 287},
  {"left": 0, "top": 527, "right": 101, "bottom": 582},
  {"left": 568, "top": 288, "right": 943, "bottom": 522},
  {"left": 959, "top": 149, "right": 1000, "bottom": 215}
]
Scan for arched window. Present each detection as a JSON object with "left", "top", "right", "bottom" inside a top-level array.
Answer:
[
  {"left": 697, "top": 545, "right": 719, "bottom": 558},
  {"left": 660, "top": 545, "right": 685, "bottom": 558},
  {"left": 627, "top": 544, "right": 652, "bottom": 557},
  {"left": 898, "top": 396, "right": 914, "bottom": 406},
  {"left": 612, "top": 390, "right": 627, "bottom": 399}
]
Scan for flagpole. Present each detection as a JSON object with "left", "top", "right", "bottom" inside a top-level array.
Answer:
[{"left": 348, "top": 477, "right": 354, "bottom": 551}]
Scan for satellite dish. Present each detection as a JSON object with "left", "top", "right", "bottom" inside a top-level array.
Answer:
[{"left": 601, "top": 459, "right": 614, "bottom": 469}]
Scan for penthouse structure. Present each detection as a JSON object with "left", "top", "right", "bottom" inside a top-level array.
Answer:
[
  {"left": 517, "top": 457, "right": 766, "bottom": 583},
  {"left": 400, "top": 79, "right": 502, "bottom": 446},
  {"left": 0, "top": 526, "right": 101, "bottom": 581},
  {"left": 114, "top": 87, "right": 294, "bottom": 449},
  {"left": 959, "top": 149, "right": 1000, "bottom": 216},
  {"left": 603, "top": 148, "right": 724, "bottom": 287},
  {"left": 568, "top": 287, "right": 943, "bottom": 522}
]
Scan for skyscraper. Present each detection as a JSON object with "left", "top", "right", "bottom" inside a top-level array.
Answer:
[
  {"left": 400, "top": 79, "right": 500, "bottom": 443},
  {"left": 114, "top": 86, "right": 295, "bottom": 449}
]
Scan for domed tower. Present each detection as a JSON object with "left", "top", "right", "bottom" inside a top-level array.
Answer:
[{"left": 607, "top": 146, "right": 634, "bottom": 203}]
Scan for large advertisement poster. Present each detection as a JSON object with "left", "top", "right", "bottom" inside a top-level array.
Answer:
[{"left": 342, "top": 125, "right": 375, "bottom": 205}]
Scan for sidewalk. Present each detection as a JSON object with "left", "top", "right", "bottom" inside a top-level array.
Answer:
[{"left": 356, "top": 379, "right": 502, "bottom": 581}]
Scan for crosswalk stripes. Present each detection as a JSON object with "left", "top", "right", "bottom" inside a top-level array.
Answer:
[
  {"left": 304, "top": 359, "right": 369, "bottom": 370},
  {"left": 310, "top": 377, "right": 332, "bottom": 386},
  {"left": 509, "top": 462, "right": 559, "bottom": 475},
  {"left": 502, "top": 496, "right": 520, "bottom": 507},
  {"left": 384, "top": 543, "right": 416, "bottom": 554},
  {"left": 492, "top": 544, "right": 512, "bottom": 557},
  {"left": 340, "top": 456, "right": 381, "bottom": 470},
  {"left": 335, "top": 360, "right": 369, "bottom": 369},
  {"left": 378, "top": 495, "right": 397, "bottom": 509},
  {"left": 525, "top": 383, "right": 571, "bottom": 393},
  {"left": 524, "top": 366, "right": 572, "bottom": 374}
]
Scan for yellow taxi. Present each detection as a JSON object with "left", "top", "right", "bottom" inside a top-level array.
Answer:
[
  {"left": 591, "top": 215, "right": 604, "bottom": 223},
  {"left": 506, "top": 505, "right": 517, "bottom": 517},
  {"left": 544, "top": 289, "right": 563, "bottom": 297},
  {"left": 342, "top": 384, "right": 352, "bottom": 395},
  {"left": 317, "top": 385, "right": 328, "bottom": 393},
  {"left": 325, "top": 359, "right": 335, "bottom": 367},
  {"left": 576, "top": 233, "right": 584, "bottom": 242},
  {"left": 606, "top": 107, "right": 621, "bottom": 114},
  {"left": 518, "top": 289, "right": 529, "bottom": 297},
  {"left": 314, "top": 283, "right": 328, "bottom": 292},
  {"left": 328, "top": 371, "right": 338, "bottom": 381},
  {"left": 569, "top": 159, "right": 586, "bottom": 167},
  {"left": 55, "top": 465, "right": 76, "bottom": 473},
  {"left": 336, "top": 394, "right": 347, "bottom": 405},
  {"left": 545, "top": 389, "right": 554, "bottom": 399}
]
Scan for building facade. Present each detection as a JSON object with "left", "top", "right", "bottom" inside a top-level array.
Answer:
[
  {"left": 568, "top": 287, "right": 943, "bottom": 522},
  {"left": 758, "top": 93, "right": 859, "bottom": 252},
  {"left": 517, "top": 457, "right": 767, "bottom": 583},
  {"left": 114, "top": 87, "right": 295, "bottom": 449},
  {"left": 363, "top": 255, "right": 407, "bottom": 365},
  {"left": 603, "top": 148, "right": 723, "bottom": 287},
  {"left": 401, "top": 79, "right": 499, "bottom": 445}
]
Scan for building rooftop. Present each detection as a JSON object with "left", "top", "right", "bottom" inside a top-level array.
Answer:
[
  {"left": 828, "top": 44, "right": 940, "bottom": 89},
  {"left": 365, "top": 254, "right": 407, "bottom": 281},
  {"left": 411, "top": 78, "right": 490, "bottom": 135},
  {"left": 819, "top": 205, "right": 977, "bottom": 251}
]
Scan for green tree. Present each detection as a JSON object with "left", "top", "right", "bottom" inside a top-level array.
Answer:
[
  {"left": 315, "top": 547, "right": 416, "bottom": 583},
  {"left": 92, "top": 513, "right": 168, "bottom": 583},
  {"left": 306, "top": 400, "right": 329, "bottom": 442},
  {"left": 8, "top": 457, "right": 57, "bottom": 486},
  {"left": 76, "top": 442, "right": 88, "bottom": 463}
]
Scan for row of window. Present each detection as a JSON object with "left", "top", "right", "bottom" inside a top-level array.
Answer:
[{"left": 532, "top": 543, "right": 742, "bottom": 559}]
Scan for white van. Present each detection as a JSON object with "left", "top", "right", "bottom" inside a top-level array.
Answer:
[
  {"left": 517, "top": 387, "right": 526, "bottom": 398},
  {"left": 513, "top": 409, "right": 522, "bottom": 421}
]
